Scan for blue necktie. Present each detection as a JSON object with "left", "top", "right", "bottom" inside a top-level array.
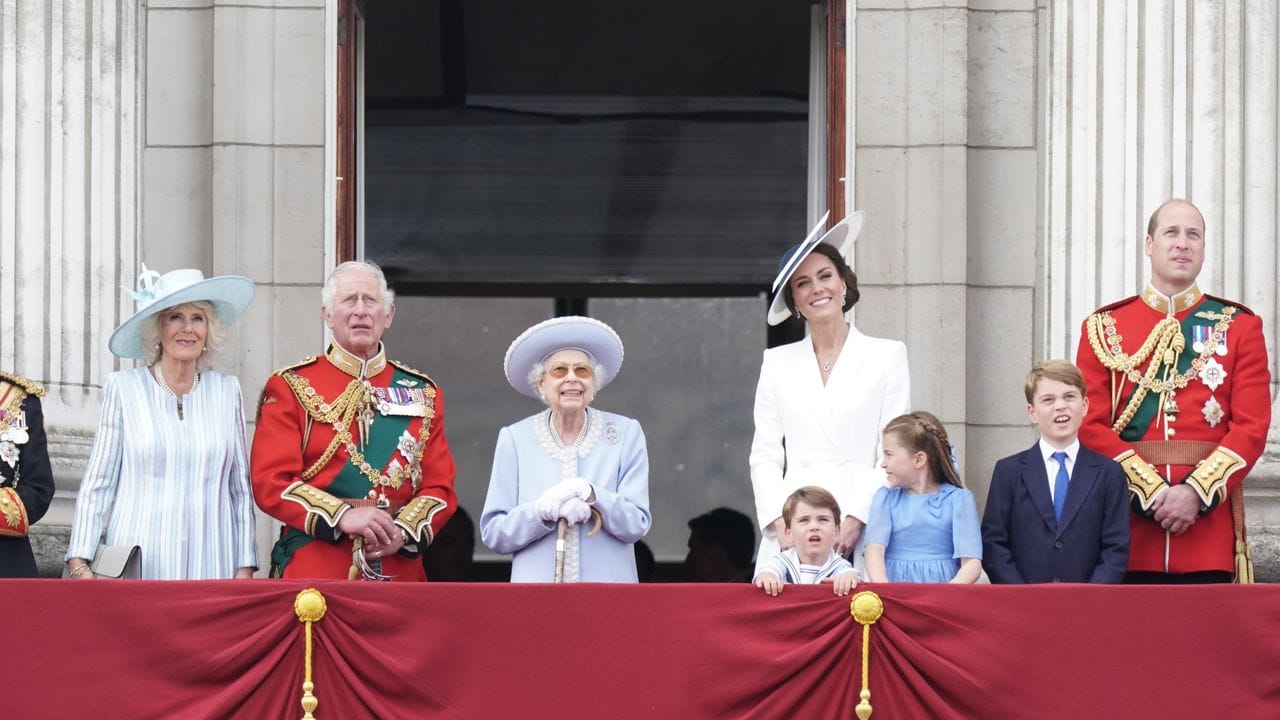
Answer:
[{"left": 1052, "top": 451, "right": 1070, "bottom": 522}]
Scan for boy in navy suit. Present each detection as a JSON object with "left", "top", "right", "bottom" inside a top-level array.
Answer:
[{"left": 982, "top": 361, "right": 1129, "bottom": 583}]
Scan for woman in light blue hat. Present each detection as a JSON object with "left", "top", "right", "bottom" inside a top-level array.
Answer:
[
  {"left": 480, "top": 316, "right": 651, "bottom": 582},
  {"left": 65, "top": 265, "right": 259, "bottom": 580}
]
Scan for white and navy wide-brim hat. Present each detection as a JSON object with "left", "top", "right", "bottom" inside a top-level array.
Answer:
[
  {"left": 108, "top": 264, "right": 256, "bottom": 359},
  {"left": 504, "top": 316, "right": 625, "bottom": 399},
  {"left": 766, "top": 211, "right": 865, "bottom": 326}
]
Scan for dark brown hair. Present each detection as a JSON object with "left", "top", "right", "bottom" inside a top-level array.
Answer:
[
  {"left": 782, "top": 243, "right": 860, "bottom": 318},
  {"left": 882, "top": 411, "right": 963, "bottom": 488}
]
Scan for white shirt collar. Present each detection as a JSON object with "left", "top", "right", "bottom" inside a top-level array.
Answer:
[{"left": 1038, "top": 437, "right": 1080, "bottom": 463}]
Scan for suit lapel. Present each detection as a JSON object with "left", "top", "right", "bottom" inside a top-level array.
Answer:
[
  {"left": 1018, "top": 445, "right": 1057, "bottom": 532},
  {"left": 1055, "top": 447, "right": 1098, "bottom": 538}
]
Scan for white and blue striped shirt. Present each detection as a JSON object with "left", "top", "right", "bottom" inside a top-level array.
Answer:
[
  {"left": 66, "top": 367, "right": 258, "bottom": 579},
  {"left": 755, "top": 548, "right": 858, "bottom": 585}
]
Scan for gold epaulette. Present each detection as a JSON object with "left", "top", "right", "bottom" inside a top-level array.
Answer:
[
  {"left": 389, "top": 359, "right": 438, "bottom": 388},
  {"left": 272, "top": 356, "right": 319, "bottom": 376},
  {"left": 0, "top": 371, "right": 44, "bottom": 397}
]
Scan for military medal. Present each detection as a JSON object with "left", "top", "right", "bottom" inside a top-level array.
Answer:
[
  {"left": 373, "top": 387, "right": 427, "bottom": 416},
  {"left": 1199, "top": 357, "right": 1227, "bottom": 392},
  {"left": 1191, "top": 325, "right": 1209, "bottom": 354},
  {"left": 0, "top": 411, "right": 28, "bottom": 468},
  {"left": 1202, "top": 396, "right": 1224, "bottom": 428}
]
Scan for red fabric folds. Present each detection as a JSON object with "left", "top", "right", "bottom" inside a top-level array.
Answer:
[{"left": 9, "top": 580, "right": 1280, "bottom": 718}]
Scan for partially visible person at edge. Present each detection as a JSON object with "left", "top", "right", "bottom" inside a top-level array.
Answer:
[
  {"left": 749, "top": 212, "right": 911, "bottom": 578},
  {"left": 1075, "top": 199, "right": 1272, "bottom": 584},
  {"left": 251, "top": 260, "right": 456, "bottom": 581},
  {"left": 0, "top": 371, "right": 55, "bottom": 577},
  {"left": 66, "top": 266, "right": 259, "bottom": 579},
  {"left": 480, "top": 316, "right": 651, "bottom": 582}
]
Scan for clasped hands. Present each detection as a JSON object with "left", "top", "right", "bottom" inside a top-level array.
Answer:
[
  {"left": 1151, "top": 483, "right": 1201, "bottom": 536},
  {"left": 338, "top": 505, "right": 404, "bottom": 558},
  {"left": 535, "top": 477, "right": 595, "bottom": 525}
]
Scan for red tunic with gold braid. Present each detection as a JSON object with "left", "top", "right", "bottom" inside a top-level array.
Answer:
[
  {"left": 1076, "top": 283, "right": 1272, "bottom": 575},
  {"left": 251, "top": 343, "right": 456, "bottom": 580}
]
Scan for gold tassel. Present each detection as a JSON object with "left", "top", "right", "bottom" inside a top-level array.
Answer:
[
  {"left": 850, "top": 591, "right": 885, "bottom": 719},
  {"left": 294, "top": 589, "right": 328, "bottom": 720},
  {"left": 1230, "top": 485, "right": 1253, "bottom": 584},
  {"left": 1235, "top": 539, "right": 1254, "bottom": 584}
]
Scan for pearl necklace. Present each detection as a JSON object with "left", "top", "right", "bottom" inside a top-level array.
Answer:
[
  {"left": 548, "top": 412, "right": 590, "bottom": 449},
  {"left": 153, "top": 365, "right": 200, "bottom": 421}
]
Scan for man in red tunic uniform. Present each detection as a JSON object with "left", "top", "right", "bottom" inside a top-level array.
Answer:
[
  {"left": 1076, "top": 199, "right": 1272, "bottom": 583},
  {"left": 252, "top": 261, "right": 456, "bottom": 580}
]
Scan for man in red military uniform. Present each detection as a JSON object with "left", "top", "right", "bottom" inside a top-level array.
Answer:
[
  {"left": 1076, "top": 199, "right": 1272, "bottom": 583},
  {"left": 252, "top": 261, "right": 456, "bottom": 580}
]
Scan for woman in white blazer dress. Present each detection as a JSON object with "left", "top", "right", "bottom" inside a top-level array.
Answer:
[{"left": 750, "top": 213, "right": 911, "bottom": 576}]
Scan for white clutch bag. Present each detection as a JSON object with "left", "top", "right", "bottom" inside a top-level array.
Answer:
[{"left": 62, "top": 544, "right": 142, "bottom": 579}]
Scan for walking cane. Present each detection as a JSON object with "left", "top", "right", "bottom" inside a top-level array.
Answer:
[
  {"left": 553, "top": 511, "right": 603, "bottom": 583},
  {"left": 554, "top": 518, "right": 569, "bottom": 582}
]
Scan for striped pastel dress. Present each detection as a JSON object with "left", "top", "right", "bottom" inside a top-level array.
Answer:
[{"left": 66, "top": 367, "right": 258, "bottom": 579}]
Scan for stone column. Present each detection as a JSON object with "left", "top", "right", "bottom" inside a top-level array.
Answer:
[
  {"left": 0, "top": 1, "right": 141, "bottom": 551},
  {"left": 141, "top": 0, "right": 329, "bottom": 574},
  {"left": 852, "top": 0, "right": 1040, "bottom": 512},
  {"left": 1043, "top": 1, "right": 1280, "bottom": 577}
]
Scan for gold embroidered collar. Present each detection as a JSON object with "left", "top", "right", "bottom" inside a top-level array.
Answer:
[
  {"left": 1140, "top": 283, "right": 1202, "bottom": 315},
  {"left": 326, "top": 342, "right": 387, "bottom": 379}
]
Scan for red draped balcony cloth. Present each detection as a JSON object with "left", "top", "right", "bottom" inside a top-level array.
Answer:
[{"left": 8, "top": 580, "right": 1280, "bottom": 718}]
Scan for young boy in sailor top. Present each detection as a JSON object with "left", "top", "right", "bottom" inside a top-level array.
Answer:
[{"left": 754, "top": 486, "right": 859, "bottom": 596}]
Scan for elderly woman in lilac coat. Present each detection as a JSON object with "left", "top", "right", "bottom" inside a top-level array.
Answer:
[{"left": 480, "top": 316, "right": 651, "bottom": 582}]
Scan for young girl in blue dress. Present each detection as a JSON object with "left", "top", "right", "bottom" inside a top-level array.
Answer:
[{"left": 864, "top": 411, "right": 982, "bottom": 583}]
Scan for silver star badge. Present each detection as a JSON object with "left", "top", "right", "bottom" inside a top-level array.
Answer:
[
  {"left": 1202, "top": 396, "right": 1224, "bottom": 428},
  {"left": 397, "top": 430, "right": 420, "bottom": 460},
  {"left": 0, "top": 441, "right": 16, "bottom": 469},
  {"left": 1199, "top": 357, "right": 1227, "bottom": 392}
]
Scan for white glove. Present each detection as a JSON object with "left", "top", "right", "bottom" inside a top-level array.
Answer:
[
  {"left": 559, "top": 497, "right": 592, "bottom": 525},
  {"left": 535, "top": 480, "right": 579, "bottom": 522},
  {"left": 566, "top": 477, "right": 594, "bottom": 502}
]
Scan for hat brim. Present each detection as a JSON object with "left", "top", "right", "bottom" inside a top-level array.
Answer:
[
  {"left": 766, "top": 211, "right": 864, "bottom": 326},
  {"left": 504, "top": 316, "right": 624, "bottom": 399},
  {"left": 108, "top": 275, "right": 256, "bottom": 358}
]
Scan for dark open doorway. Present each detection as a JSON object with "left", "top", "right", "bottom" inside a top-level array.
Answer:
[{"left": 340, "top": 0, "right": 839, "bottom": 571}]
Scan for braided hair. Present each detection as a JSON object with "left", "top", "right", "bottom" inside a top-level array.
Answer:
[{"left": 882, "top": 411, "right": 963, "bottom": 488}]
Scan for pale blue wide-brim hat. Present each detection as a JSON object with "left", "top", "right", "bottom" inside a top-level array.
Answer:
[
  {"left": 766, "top": 210, "right": 864, "bottom": 326},
  {"left": 108, "top": 264, "right": 256, "bottom": 359},
  {"left": 503, "top": 316, "right": 624, "bottom": 399}
]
